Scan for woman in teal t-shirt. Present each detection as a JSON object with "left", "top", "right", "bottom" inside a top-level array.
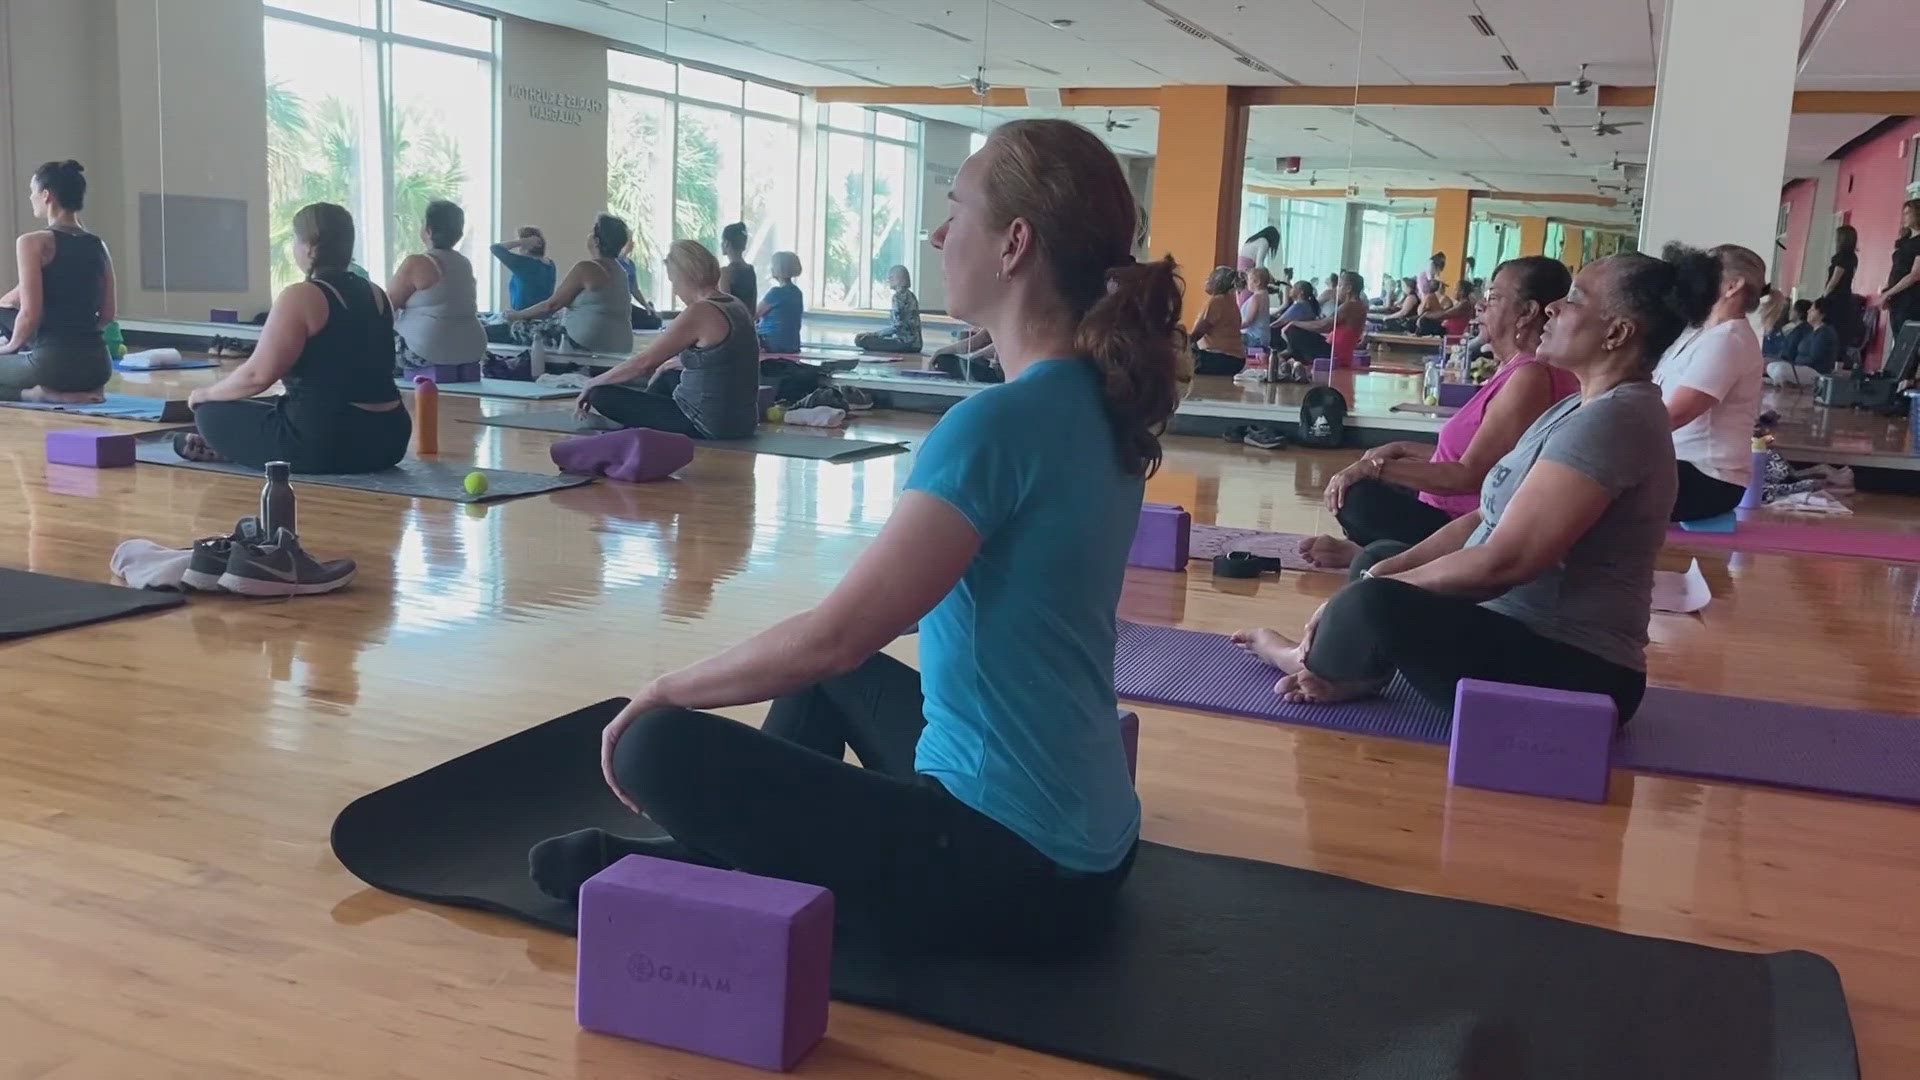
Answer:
[{"left": 530, "top": 120, "right": 1186, "bottom": 952}]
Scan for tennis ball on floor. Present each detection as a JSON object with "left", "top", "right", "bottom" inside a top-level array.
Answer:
[
  {"left": 464, "top": 471, "right": 489, "bottom": 496},
  {"left": 766, "top": 404, "right": 786, "bottom": 423}
]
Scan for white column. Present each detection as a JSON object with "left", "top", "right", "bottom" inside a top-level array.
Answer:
[{"left": 1638, "top": 0, "right": 1799, "bottom": 260}]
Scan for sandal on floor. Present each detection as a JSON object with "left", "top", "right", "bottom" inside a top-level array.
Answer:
[{"left": 172, "top": 431, "right": 227, "bottom": 463}]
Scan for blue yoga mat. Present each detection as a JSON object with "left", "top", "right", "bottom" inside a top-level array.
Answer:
[
  {"left": 1116, "top": 621, "right": 1920, "bottom": 805},
  {"left": 1, "top": 393, "right": 191, "bottom": 422},
  {"left": 1678, "top": 511, "right": 1739, "bottom": 533},
  {"left": 115, "top": 357, "right": 219, "bottom": 371}
]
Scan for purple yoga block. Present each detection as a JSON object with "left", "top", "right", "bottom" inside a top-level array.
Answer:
[
  {"left": 1311, "top": 357, "right": 1336, "bottom": 373},
  {"left": 45, "top": 429, "right": 136, "bottom": 468},
  {"left": 758, "top": 385, "right": 776, "bottom": 413},
  {"left": 1448, "top": 679, "right": 1616, "bottom": 803},
  {"left": 1127, "top": 503, "right": 1190, "bottom": 571},
  {"left": 551, "top": 428, "right": 696, "bottom": 482},
  {"left": 1436, "top": 382, "right": 1478, "bottom": 409},
  {"left": 209, "top": 308, "right": 238, "bottom": 323},
  {"left": 578, "top": 855, "right": 834, "bottom": 1072},
  {"left": 1118, "top": 708, "right": 1139, "bottom": 780}
]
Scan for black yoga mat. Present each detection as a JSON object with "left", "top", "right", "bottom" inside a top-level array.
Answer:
[
  {"left": 463, "top": 410, "right": 910, "bottom": 463},
  {"left": 0, "top": 568, "right": 185, "bottom": 640},
  {"left": 132, "top": 434, "right": 593, "bottom": 503},
  {"left": 331, "top": 701, "right": 1858, "bottom": 1080}
]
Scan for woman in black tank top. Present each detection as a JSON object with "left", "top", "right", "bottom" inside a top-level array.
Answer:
[
  {"left": 0, "top": 160, "right": 116, "bottom": 403},
  {"left": 718, "top": 221, "right": 758, "bottom": 310},
  {"left": 180, "top": 202, "right": 411, "bottom": 473}
]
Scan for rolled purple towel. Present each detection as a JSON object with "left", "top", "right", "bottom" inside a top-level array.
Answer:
[{"left": 550, "top": 428, "right": 695, "bottom": 482}]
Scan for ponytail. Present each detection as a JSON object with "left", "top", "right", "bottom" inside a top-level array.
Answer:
[
  {"left": 1609, "top": 244, "right": 1721, "bottom": 369},
  {"left": 1076, "top": 256, "right": 1187, "bottom": 478}
]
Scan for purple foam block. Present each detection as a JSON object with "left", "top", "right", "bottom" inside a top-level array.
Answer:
[
  {"left": 1311, "top": 357, "right": 1336, "bottom": 373},
  {"left": 1448, "top": 679, "right": 1615, "bottom": 803},
  {"left": 1118, "top": 708, "right": 1139, "bottom": 780},
  {"left": 551, "top": 427, "right": 695, "bottom": 482},
  {"left": 758, "top": 385, "right": 776, "bottom": 413},
  {"left": 1738, "top": 448, "right": 1767, "bottom": 510},
  {"left": 1436, "top": 382, "right": 1478, "bottom": 409},
  {"left": 578, "top": 855, "right": 833, "bottom": 1072},
  {"left": 415, "top": 362, "right": 477, "bottom": 384},
  {"left": 209, "top": 308, "right": 239, "bottom": 324},
  {"left": 1127, "top": 503, "right": 1190, "bottom": 571},
  {"left": 45, "top": 428, "right": 136, "bottom": 468}
]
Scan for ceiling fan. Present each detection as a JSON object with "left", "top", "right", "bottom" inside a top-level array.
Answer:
[
  {"left": 1588, "top": 111, "right": 1644, "bottom": 137},
  {"left": 1104, "top": 110, "right": 1134, "bottom": 132},
  {"left": 1564, "top": 63, "right": 1594, "bottom": 96}
]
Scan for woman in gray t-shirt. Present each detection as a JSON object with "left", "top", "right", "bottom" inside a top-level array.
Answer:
[{"left": 1233, "top": 248, "right": 1723, "bottom": 721}]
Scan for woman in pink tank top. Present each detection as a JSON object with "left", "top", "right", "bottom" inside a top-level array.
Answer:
[{"left": 1299, "top": 257, "right": 1578, "bottom": 570}]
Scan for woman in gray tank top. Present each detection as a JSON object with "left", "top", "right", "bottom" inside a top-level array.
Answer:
[
  {"left": 390, "top": 199, "right": 487, "bottom": 372},
  {"left": 0, "top": 160, "right": 115, "bottom": 402},
  {"left": 502, "top": 213, "right": 634, "bottom": 356},
  {"left": 578, "top": 238, "right": 760, "bottom": 439}
]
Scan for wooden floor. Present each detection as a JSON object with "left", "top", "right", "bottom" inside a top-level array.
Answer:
[{"left": 6, "top": 365, "right": 1920, "bottom": 1078}]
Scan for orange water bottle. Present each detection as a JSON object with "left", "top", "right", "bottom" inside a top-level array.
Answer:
[{"left": 414, "top": 376, "right": 439, "bottom": 455}]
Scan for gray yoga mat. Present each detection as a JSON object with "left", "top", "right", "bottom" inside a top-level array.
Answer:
[
  {"left": 395, "top": 377, "right": 576, "bottom": 401},
  {"left": 464, "top": 410, "right": 910, "bottom": 463},
  {"left": 330, "top": 699, "right": 1858, "bottom": 1080},
  {"left": 0, "top": 568, "right": 185, "bottom": 640},
  {"left": 132, "top": 434, "right": 592, "bottom": 503},
  {"left": 0, "top": 393, "right": 192, "bottom": 423}
]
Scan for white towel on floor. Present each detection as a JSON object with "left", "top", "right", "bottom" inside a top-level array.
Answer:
[
  {"left": 782, "top": 406, "right": 847, "bottom": 428},
  {"left": 111, "top": 539, "right": 192, "bottom": 590},
  {"left": 1769, "top": 490, "right": 1853, "bottom": 515}
]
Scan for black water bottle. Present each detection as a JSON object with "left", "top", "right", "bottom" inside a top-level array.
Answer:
[{"left": 261, "top": 461, "right": 297, "bottom": 538}]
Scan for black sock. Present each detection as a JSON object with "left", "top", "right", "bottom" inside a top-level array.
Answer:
[{"left": 528, "top": 827, "right": 726, "bottom": 901}]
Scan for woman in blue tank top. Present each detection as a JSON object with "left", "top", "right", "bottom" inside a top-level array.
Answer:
[
  {"left": 0, "top": 160, "right": 116, "bottom": 403},
  {"left": 529, "top": 121, "right": 1188, "bottom": 953}
]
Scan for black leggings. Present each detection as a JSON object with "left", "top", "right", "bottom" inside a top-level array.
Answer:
[
  {"left": 1282, "top": 324, "right": 1330, "bottom": 362},
  {"left": 585, "top": 369, "right": 701, "bottom": 437},
  {"left": 1671, "top": 460, "right": 1745, "bottom": 522},
  {"left": 931, "top": 352, "right": 1004, "bottom": 383},
  {"left": 1192, "top": 348, "right": 1245, "bottom": 376},
  {"left": 854, "top": 330, "right": 920, "bottom": 354},
  {"left": 584, "top": 652, "right": 1134, "bottom": 952},
  {"left": 1335, "top": 476, "right": 1456, "bottom": 547},
  {"left": 1306, "top": 541, "right": 1648, "bottom": 721},
  {"left": 193, "top": 396, "right": 411, "bottom": 473}
]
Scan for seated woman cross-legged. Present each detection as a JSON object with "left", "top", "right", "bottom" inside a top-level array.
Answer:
[
  {"left": 1655, "top": 243, "right": 1767, "bottom": 522},
  {"left": 1190, "top": 266, "right": 1247, "bottom": 376},
  {"left": 503, "top": 213, "right": 636, "bottom": 357},
  {"left": 1300, "top": 257, "right": 1577, "bottom": 568},
  {"left": 578, "top": 239, "right": 760, "bottom": 440},
  {"left": 389, "top": 199, "right": 487, "bottom": 377},
  {"left": 527, "top": 119, "right": 1183, "bottom": 952},
  {"left": 1277, "top": 270, "right": 1368, "bottom": 366},
  {"left": 0, "top": 160, "right": 116, "bottom": 403},
  {"left": 1233, "top": 248, "right": 1719, "bottom": 722},
  {"left": 177, "top": 202, "right": 411, "bottom": 472}
]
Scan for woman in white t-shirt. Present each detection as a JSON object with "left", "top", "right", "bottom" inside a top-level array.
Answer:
[{"left": 1653, "top": 243, "right": 1767, "bottom": 521}]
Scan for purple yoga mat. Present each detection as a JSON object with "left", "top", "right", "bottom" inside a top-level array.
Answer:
[
  {"left": 1666, "top": 517, "right": 1920, "bottom": 562},
  {"left": 1116, "top": 621, "right": 1920, "bottom": 805},
  {"left": 1186, "top": 524, "right": 1335, "bottom": 573}
]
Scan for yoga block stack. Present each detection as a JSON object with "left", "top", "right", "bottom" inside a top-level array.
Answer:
[
  {"left": 1118, "top": 708, "right": 1139, "bottom": 780},
  {"left": 1448, "top": 679, "right": 1616, "bottom": 803},
  {"left": 551, "top": 428, "right": 696, "bottom": 483},
  {"left": 578, "top": 855, "right": 834, "bottom": 1072},
  {"left": 45, "top": 429, "right": 136, "bottom": 468},
  {"left": 1127, "top": 503, "right": 1190, "bottom": 571}
]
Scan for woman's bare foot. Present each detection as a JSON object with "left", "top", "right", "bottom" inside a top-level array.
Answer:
[
  {"left": 20, "top": 386, "right": 106, "bottom": 405},
  {"left": 1275, "top": 668, "right": 1388, "bottom": 704},
  {"left": 1297, "top": 534, "right": 1360, "bottom": 569},
  {"left": 172, "top": 431, "right": 226, "bottom": 463},
  {"left": 1230, "top": 626, "right": 1305, "bottom": 672}
]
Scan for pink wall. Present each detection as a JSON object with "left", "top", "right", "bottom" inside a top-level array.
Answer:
[
  {"left": 1833, "top": 116, "right": 1920, "bottom": 302},
  {"left": 1777, "top": 178, "right": 1816, "bottom": 290}
]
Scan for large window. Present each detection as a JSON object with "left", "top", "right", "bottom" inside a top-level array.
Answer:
[
  {"left": 608, "top": 51, "right": 803, "bottom": 305},
  {"left": 816, "top": 106, "right": 923, "bottom": 310},
  {"left": 264, "top": 1, "right": 496, "bottom": 293}
]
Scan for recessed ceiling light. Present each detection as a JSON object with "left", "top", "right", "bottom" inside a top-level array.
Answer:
[{"left": 1049, "top": 18, "right": 1074, "bottom": 28}]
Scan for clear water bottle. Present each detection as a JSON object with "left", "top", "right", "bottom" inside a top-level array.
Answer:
[
  {"left": 530, "top": 334, "right": 547, "bottom": 379},
  {"left": 261, "top": 461, "right": 297, "bottom": 538}
]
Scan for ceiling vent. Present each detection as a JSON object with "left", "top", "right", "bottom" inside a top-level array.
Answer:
[
  {"left": 1166, "top": 17, "right": 1208, "bottom": 39},
  {"left": 1500, "top": 54, "right": 1520, "bottom": 71},
  {"left": 1469, "top": 15, "right": 1496, "bottom": 36}
]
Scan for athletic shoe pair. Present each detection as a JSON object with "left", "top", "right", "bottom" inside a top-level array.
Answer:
[
  {"left": 208, "top": 335, "right": 253, "bottom": 359},
  {"left": 184, "top": 516, "right": 356, "bottom": 596},
  {"left": 1222, "top": 424, "right": 1289, "bottom": 451},
  {"left": 792, "top": 385, "right": 874, "bottom": 413}
]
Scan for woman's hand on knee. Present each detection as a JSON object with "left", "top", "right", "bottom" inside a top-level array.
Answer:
[
  {"left": 1324, "top": 463, "right": 1367, "bottom": 513},
  {"left": 602, "top": 684, "right": 665, "bottom": 814}
]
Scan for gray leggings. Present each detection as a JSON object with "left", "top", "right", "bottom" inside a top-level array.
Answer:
[{"left": 0, "top": 341, "right": 112, "bottom": 400}]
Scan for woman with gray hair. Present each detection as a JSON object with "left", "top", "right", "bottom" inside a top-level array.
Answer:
[{"left": 1653, "top": 242, "right": 1767, "bottom": 522}]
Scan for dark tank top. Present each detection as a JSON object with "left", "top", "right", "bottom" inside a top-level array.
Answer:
[
  {"left": 38, "top": 225, "right": 108, "bottom": 340},
  {"left": 286, "top": 270, "right": 401, "bottom": 407},
  {"left": 726, "top": 261, "right": 758, "bottom": 311}
]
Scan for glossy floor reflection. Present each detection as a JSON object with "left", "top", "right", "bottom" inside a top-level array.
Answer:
[{"left": 3, "top": 365, "right": 1919, "bottom": 1078}]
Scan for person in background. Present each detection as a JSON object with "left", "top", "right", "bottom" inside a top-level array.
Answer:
[
  {"left": 389, "top": 199, "right": 486, "bottom": 377},
  {"left": 1233, "top": 249, "right": 1711, "bottom": 721},
  {"left": 1875, "top": 200, "right": 1920, "bottom": 360},
  {"left": 1767, "top": 296, "right": 1839, "bottom": 388},
  {"left": 1462, "top": 256, "right": 1476, "bottom": 282},
  {"left": 1241, "top": 225, "right": 1280, "bottom": 271},
  {"left": 1275, "top": 278, "right": 1321, "bottom": 323},
  {"left": 1416, "top": 252, "right": 1447, "bottom": 296},
  {"left": 1656, "top": 243, "right": 1767, "bottom": 522},
  {"left": 1298, "top": 257, "right": 1578, "bottom": 568},
  {"left": 1278, "top": 266, "right": 1295, "bottom": 290},
  {"left": 1240, "top": 267, "right": 1273, "bottom": 352},
  {"left": 718, "top": 222, "right": 758, "bottom": 311},
  {"left": 1432, "top": 279, "right": 1479, "bottom": 339},
  {"left": 503, "top": 213, "right": 635, "bottom": 356},
  {"left": 490, "top": 226, "right": 556, "bottom": 311},
  {"left": 930, "top": 328, "right": 1002, "bottom": 383},
  {"left": 1817, "top": 225, "right": 1860, "bottom": 359},
  {"left": 855, "top": 265, "right": 923, "bottom": 354},
  {"left": 1762, "top": 298, "right": 1810, "bottom": 361},
  {"left": 577, "top": 239, "right": 759, "bottom": 439},
  {"left": 756, "top": 250, "right": 805, "bottom": 354},
  {"left": 1319, "top": 272, "right": 1339, "bottom": 309},
  {"left": 616, "top": 236, "right": 662, "bottom": 331},
  {"left": 1414, "top": 277, "right": 1449, "bottom": 335},
  {"left": 1191, "top": 266, "right": 1248, "bottom": 376},
  {"left": 0, "top": 160, "right": 115, "bottom": 403},
  {"left": 176, "top": 202, "right": 410, "bottom": 472},
  {"left": 1279, "top": 270, "right": 1368, "bottom": 366},
  {"left": 1375, "top": 276, "right": 1420, "bottom": 327}
]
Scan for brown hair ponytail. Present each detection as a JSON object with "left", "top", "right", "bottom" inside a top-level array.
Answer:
[{"left": 980, "top": 119, "right": 1186, "bottom": 477}]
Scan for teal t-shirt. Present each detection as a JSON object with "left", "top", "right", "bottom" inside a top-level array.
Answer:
[{"left": 905, "top": 357, "right": 1142, "bottom": 872}]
